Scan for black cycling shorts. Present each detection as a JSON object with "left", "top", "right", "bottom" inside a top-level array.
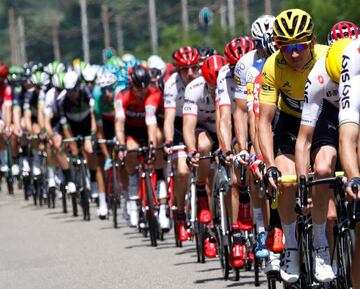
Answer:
[
  {"left": 67, "top": 114, "right": 91, "bottom": 137},
  {"left": 311, "top": 100, "right": 339, "bottom": 152},
  {"left": 125, "top": 124, "right": 148, "bottom": 145},
  {"left": 102, "top": 118, "right": 115, "bottom": 140},
  {"left": 273, "top": 112, "right": 300, "bottom": 157}
]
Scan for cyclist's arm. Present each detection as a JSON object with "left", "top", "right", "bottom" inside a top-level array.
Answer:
[
  {"left": 339, "top": 124, "right": 360, "bottom": 179},
  {"left": 258, "top": 103, "right": 276, "bottom": 167},
  {"left": 233, "top": 98, "right": 248, "bottom": 151},
  {"left": 183, "top": 114, "right": 197, "bottom": 153},
  {"left": 163, "top": 81, "right": 177, "bottom": 143},
  {"left": 115, "top": 95, "right": 126, "bottom": 145},
  {"left": 2, "top": 102, "right": 12, "bottom": 131},
  {"left": 24, "top": 108, "right": 32, "bottom": 133},
  {"left": 145, "top": 104, "right": 158, "bottom": 147},
  {"left": 295, "top": 124, "right": 314, "bottom": 178},
  {"left": 37, "top": 101, "right": 45, "bottom": 129},
  {"left": 96, "top": 124, "right": 110, "bottom": 158},
  {"left": 218, "top": 104, "right": 232, "bottom": 152},
  {"left": 44, "top": 114, "right": 53, "bottom": 138}
]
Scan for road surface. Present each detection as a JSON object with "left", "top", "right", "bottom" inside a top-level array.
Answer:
[{"left": 0, "top": 190, "right": 277, "bottom": 289}]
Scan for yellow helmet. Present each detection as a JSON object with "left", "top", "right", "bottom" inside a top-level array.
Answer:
[
  {"left": 325, "top": 38, "right": 352, "bottom": 84},
  {"left": 273, "top": 9, "right": 314, "bottom": 46}
]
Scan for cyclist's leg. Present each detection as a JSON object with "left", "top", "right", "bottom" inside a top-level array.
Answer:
[
  {"left": 0, "top": 119, "right": 6, "bottom": 172},
  {"left": 125, "top": 137, "right": 140, "bottom": 227},
  {"left": 311, "top": 145, "right": 337, "bottom": 281},
  {"left": 31, "top": 122, "right": 41, "bottom": 176}
]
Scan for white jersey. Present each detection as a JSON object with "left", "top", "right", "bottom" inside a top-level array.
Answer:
[
  {"left": 339, "top": 74, "right": 360, "bottom": 125},
  {"left": 215, "top": 65, "right": 239, "bottom": 111},
  {"left": 339, "top": 38, "right": 360, "bottom": 125},
  {"left": 44, "top": 88, "right": 66, "bottom": 118},
  {"left": 164, "top": 72, "right": 186, "bottom": 117},
  {"left": 233, "top": 50, "right": 260, "bottom": 100},
  {"left": 301, "top": 57, "right": 339, "bottom": 127},
  {"left": 183, "top": 76, "right": 216, "bottom": 133}
]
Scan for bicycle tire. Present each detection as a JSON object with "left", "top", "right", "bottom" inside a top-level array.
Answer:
[
  {"left": 112, "top": 196, "right": 118, "bottom": 228},
  {"left": 112, "top": 165, "right": 119, "bottom": 228},
  {"left": 71, "top": 194, "right": 78, "bottom": 217},
  {"left": 6, "top": 176, "right": 14, "bottom": 195},
  {"left": 145, "top": 171, "right": 157, "bottom": 247},
  {"left": 337, "top": 228, "right": 354, "bottom": 289},
  {"left": 81, "top": 189, "right": 90, "bottom": 221},
  {"left": 195, "top": 221, "right": 206, "bottom": 263},
  {"left": 33, "top": 179, "right": 38, "bottom": 206},
  {"left": 61, "top": 185, "right": 67, "bottom": 213},
  {"left": 48, "top": 187, "right": 56, "bottom": 208},
  {"left": 267, "top": 277, "right": 277, "bottom": 289}
]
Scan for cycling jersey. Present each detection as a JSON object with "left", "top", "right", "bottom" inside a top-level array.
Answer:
[
  {"left": 301, "top": 57, "right": 339, "bottom": 128},
  {"left": 215, "top": 64, "right": 240, "bottom": 110},
  {"left": 44, "top": 87, "right": 65, "bottom": 119},
  {"left": 260, "top": 44, "right": 329, "bottom": 118},
  {"left": 233, "top": 50, "right": 260, "bottom": 100},
  {"left": 23, "top": 87, "right": 45, "bottom": 118},
  {"left": 338, "top": 38, "right": 360, "bottom": 125},
  {"left": 58, "top": 87, "right": 94, "bottom": 123},
  {"left": 115, "top": 87, "right": 162, "bottom": 128},
  {"left": 246, "top": 58, "right": 266, "bottom": 112},
  {"left": 11, "top": 83, "right": 25, "bottom": 108},
  {"left": 93, "top": 89, "right": 115, "bottom": 125},
  {"left": 183, "top": 76, "right": 216, "bottom": 133},
  {"left": 163, "top": 72, "right": 186, "bottom": 117},
  {"left": 0, "top": 83, "right": 13, "bottom": 107}
]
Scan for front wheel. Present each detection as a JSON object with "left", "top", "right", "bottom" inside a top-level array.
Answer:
[
  {"left": 80, "top": 189, "right": 90, "bottom": 221},
  {"left": 6, "top": 176, "right": 14, "bottom": 195}
]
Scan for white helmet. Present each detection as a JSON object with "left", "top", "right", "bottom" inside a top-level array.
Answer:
[
  {"left": 121, "top": 53, "right": 135, "bottom": 63},
  {"left": 147, "top": 55, "right": 167, "bottom": 76},
  {"left": 97, "top": 72, "right": 117, "bottom": 88},
  {"left": 82, "top": 65, "right": 97, "bottom": 82},
  {"left": 251, "top": 15, "right": 275, "bottom": 41},
  {"left": 64, "top": 71, "right": 79, "bottom": 90}
]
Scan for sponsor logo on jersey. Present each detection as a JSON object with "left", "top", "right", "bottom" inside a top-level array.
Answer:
[
  {"left": 304, "top": 79, "right": 311, "bottom": 104},
  {"left": 341, "top": 55, "right": 351, "bottom": 83},
  {"left": 318, "top": 75, "right": 324, "bottom": 84}
]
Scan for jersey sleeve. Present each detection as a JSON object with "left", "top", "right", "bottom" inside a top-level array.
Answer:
[
  {"left": 301, "top": 78, "right": 323, "bottom": 127},
  {"left": 259, "top": 54, "right": 278, "bottom": 105},
  {"left": 163, "top": 75, "right": 177, "bottom": 109},
  {"left": 339, "top": 74, "right": 360, "bottom": 126},
  {"left": 93, "top": 93, "right": 103, "bottom": 125},
  {"left": 183, "top": 83, "right": 198, "bottom": 116},
  {"left": 44, "top": 89, "right": 55, "bottom": 117},
  {"left": 216, "top": 71, "right": 232, "bottom": 107},
  {"left": 3, "top": 86, "right": 13, "bottom": 105},
  {"left": 23, "top": 89, "right": 33, "bottom": 111},
  {"left": 144, "top": 89, "right": 160, "bottom": 125},
  {"left": 115, "top": 91, "right": 126, "bottom": 121},
  {"left": 233, "top": 58, "right": 248, "bottom": 100}
]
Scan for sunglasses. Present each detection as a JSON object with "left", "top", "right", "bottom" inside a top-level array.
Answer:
[
  {"left": 179, "top": 65, "right": 199, "bottom": 72},
  {"left": 280, "top": 43, "right": 309, "bottom": 54}
]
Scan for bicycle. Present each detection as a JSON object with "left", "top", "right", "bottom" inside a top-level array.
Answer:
[
  {"left": 32, "top": 140, "right": 48, "bottom": 207},
  {"left": 63, "top": 136, "right": 92, "bottom": 221},
  {"left": 127, "top": 144, "right": 161, "bottom": 247},
  {"left": 2, "top": 137, "right": 14, "bottom": 195},
  {"left": 164, "top": 144, "right": 187, "bottom": 247},
  {"left": 98, "top": 138, "right": 123, "bottom": 228},
  {"left": 211, "top": 152, "right": 232, "bottom": 279}
]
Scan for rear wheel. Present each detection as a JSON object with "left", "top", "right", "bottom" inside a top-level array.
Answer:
[
  {"left": 195, "top": 221, "right": 206, "bottom": 263},
  {"left": 80, "top": 189, "right": 90, "bottom": 221},
  {"left": 6, "top": 176, "right": 14, "bottom": 195},
  {"left": 145, "top": 172, "right": 158, "bottom": 247},
  {"left": 48, "top": 187, "right": 56, "bottom": 208},
  {"left": 61, "top": 185, "right": 67, "bottom": 213}
]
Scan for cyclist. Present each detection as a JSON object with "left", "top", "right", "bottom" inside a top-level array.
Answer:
[
  {"left": 94, "top": 71, "right": 120, "bottom": 219},
  {"left": 184, "top": 54, "right": 227, "bottom": 258},
  {"left": 336, "top": 35, "right": 360, "bottom": 289},
  {"left": 163, "top": 47, "right": 200, "bottom": 242},
  {"left": 258, "top": 9, "right": 328, "bottom": 283},
  {"left": 216, "top": 36, "right": 256, "bottom": 267},
  {"left": 295, "top": 21, "right": 359, "bottom": 282},
  {"left": 0, "top": 64, "right": 13, "bottom": 173},
  {"left": 115, "top": 64, "right": 164, "bottom": 228},
  {"left": 57, "top": 71, "right": 99, "bottom": 200},
  {"left": 197, "top": 46, "right": 217, "bottom": 65}
]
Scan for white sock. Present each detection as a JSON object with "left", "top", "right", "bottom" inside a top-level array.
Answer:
[
  {"left": 282, "top": 221, "right": 297, "bottom": 249},
  {"left": 128, "top": 173, "right": 138, "bottom": 199},
  {"left": 312, "top": 222, "right": 328, "bottom": 249},
  {"left": 253, "top": 207, "right": 265, "bottom": 233},
  {"left": 99, "top": 192, "right": 107, "bottom": 207}
]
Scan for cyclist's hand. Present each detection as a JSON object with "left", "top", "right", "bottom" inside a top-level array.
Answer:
[
  {"left": 163, "top": 140, "right": 172, "bottom": 155},
  {"left": 39, "top": 128, "right": 46, "bottom": 140},
  {"left": 4, "top": 127, "right": 12, "bottom": 139},
  {"left": 266, "top": 166, "right": 281, "bottom": 190},
  {"left": 13, "top": 127, "right": 22, "bottom": 137},
  {"left": 346, "top": 177, "right": 360, "bottom": 200},
  {"left": 24, "top": 131, "right": 32, "bottom": 141},
  {"left": 104, "top": 157, "right": 112, "bottom": 171},
  {"left": 224, "top": 150, "right": 233, "bottom": 166},
  {"left": 186, "top": 151, "right": 200, "bottom": 167},
  {"left": 117, "top": 144, "right": 127, "bottom": 161},
  {"left": 234, "top": 150, "right": 249, "bottom": 167}
]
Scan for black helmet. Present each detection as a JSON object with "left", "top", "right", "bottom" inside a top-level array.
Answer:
[
  {"left": 197, "top": 46, "right": 217, "bottom": 63},
  {"left": 128, "top": 64, "right": 150, "bottom": 88}
]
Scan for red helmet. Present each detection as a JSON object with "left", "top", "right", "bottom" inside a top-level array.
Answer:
[
  {"left": 327, "top": 21, "right": 359, "bottom": 45},
  {"left": 202, "top": 55, "right": 227, "bottom": 85},
  {"left": 224, "top": 37, "right": 255, "bottom": 65},
  {"left": 172, "top": 47, "right": 199, "bottom": 67},
  {"left": 0, "top": 64, "right": 9, "bottom": 78}
]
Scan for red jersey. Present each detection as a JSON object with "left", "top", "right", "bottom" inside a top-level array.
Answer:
[
  {"left": 0, "top": 83, "right": 13, "bottom": 107},
  {"left": 115, "top": 86, "right": 162, "bottom": 128}
]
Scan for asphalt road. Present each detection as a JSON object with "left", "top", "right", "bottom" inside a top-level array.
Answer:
[{"left": 0, "top": 189, "right": 275, "bottom": 289}]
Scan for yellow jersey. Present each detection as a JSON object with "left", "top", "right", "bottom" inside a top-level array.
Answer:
[{"left": 259, "top": 44, "right": 329, "bottom": 118}]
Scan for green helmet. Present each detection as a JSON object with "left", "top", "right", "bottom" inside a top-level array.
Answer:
[
  {"left": 45, "top": 60, "right": 65, "bottom": 76},
  {"left": 8, "top": 66, "right": 24, "bottom": 82},
  {"left": 31, "top": 71, "right": 50, "bottom": 87},
  {"left": 52, "top": 72, "right": 66, "bottom": 89}
]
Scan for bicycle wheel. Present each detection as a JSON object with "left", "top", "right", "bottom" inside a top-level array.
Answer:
[
  {"left": 61, "top": 184, "right": 67, "bottom": 213},
  {"left": 145, "top": 171, "right": 157, "bottom": 247},
  {"left": 6, "top": 176, "right": 14, "bottom": 195},
  {"left": 48, "top": 187, "right": 56, "bottom": 208},
  {"left": 80, "top": 189, "right": 90, "bottom": 221},
  {"left": 337, "top": 228, "right": 354, "bottom": 289},
  {"left": 195, "top": 221, "right": 206, "bottom": 263},
  {"left": 33, "top": 179, "right": 39, "bottom": 206}
]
